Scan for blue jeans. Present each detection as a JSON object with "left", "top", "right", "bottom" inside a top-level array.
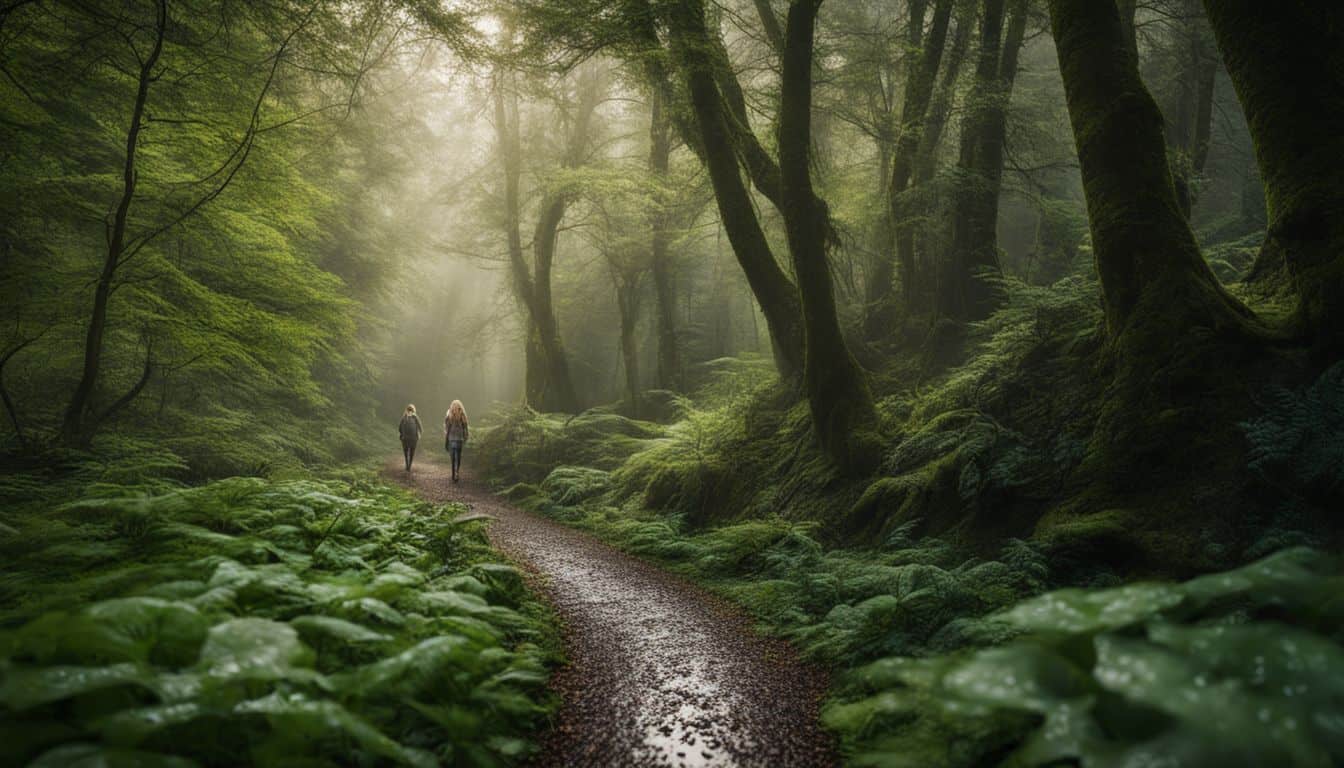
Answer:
[{"left": 448, "top": 440, "right": 463, "bottom": 475}]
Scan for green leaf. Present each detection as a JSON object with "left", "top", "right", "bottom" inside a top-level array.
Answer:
[
  {"left": 0, "top": 663, "right": 153, "bottom": 711},
  {"left": 237, "top": 692, "right": 436, "bottom": 768},
  {"left": 27, "top": 743, "right": 199, "bottom": 768},
  {"left": 196, "top": 618, "right": 315, "bottom": 682}
]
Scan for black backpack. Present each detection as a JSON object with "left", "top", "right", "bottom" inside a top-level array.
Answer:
[{"left": 399, "top": 414, "right": 418, "bottom": 440}]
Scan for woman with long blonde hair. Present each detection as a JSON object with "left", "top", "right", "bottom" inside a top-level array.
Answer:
[
  {"left": 397, "top": 404, "right": 422, "bottom": 472},
  {"left": 444, "top": 400, "right": 469, "bottom": 482}
]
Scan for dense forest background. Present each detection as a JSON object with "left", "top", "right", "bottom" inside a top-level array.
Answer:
[
  {"left": 4, "top": 0, "right": 1336, "bottom": 562},
  {"left": 2, "top": 0, "right": 1342, "bottom": 765}
]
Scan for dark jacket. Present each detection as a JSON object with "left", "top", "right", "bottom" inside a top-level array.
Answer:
[{"left": 399, "top": 413, "right": 422, "bottom": 441}]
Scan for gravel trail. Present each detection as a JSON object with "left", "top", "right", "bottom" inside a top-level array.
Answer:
[{"left": 388, "top": 456, "right": 837, "bottom": 768}]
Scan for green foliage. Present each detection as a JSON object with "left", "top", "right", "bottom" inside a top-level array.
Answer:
[
  {"left": 1203, "top": 231, "right": 1264, "bottom": 283},
  {"left": 476, "top": 407, "right": 666, "bottom": 485},
  {"left": 0, "top": 0, "right": 446, "bottom": 470},
  {"left": 470, "top": 267, "right": 1344, "bottom": 765},
  {"left": 539, "top": 466, "right": 611, "bottom": 507},
  {"left": 0, "top": 476, "right": 555, "bottom": 767},
  {"left": 830, "top": 547, "right": 1344, "bottom": 767},
  {"left": 1241, "top": 361, "right": 1344, "bottom": 508}
]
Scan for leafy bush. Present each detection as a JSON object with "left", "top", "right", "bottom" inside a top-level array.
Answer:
[
  {"left": 475, "top": 407, "right": 666, "bottom": 484},
  {"left": 829, "top": 547, "right": 1344, "bottom": 766},
  {"left": 0, "top": 477, "right": 555, "bottom": 767}
]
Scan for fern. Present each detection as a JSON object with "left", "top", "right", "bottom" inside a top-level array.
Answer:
[{"left": 1242, "top": 362, "right": 1344, "bottom": 502}]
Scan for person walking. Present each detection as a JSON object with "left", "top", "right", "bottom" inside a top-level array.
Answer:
[
  {"left": 398, "top": 404, "right": 422, "bottom": 472},
  {"left": 444, "top": 400, "right": 469, "bottom": 482}
]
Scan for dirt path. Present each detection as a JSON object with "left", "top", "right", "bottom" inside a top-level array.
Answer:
[{"left": 387, "top": 455, "right": 836, "bottom": 768}]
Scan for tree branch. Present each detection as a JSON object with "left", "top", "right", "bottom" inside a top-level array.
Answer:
[
  {"left": 117, "top": 2, "right": 322, "bottom": 268},
  {"left": 89, "top": 334, "right": 154, "bottom": 433}
]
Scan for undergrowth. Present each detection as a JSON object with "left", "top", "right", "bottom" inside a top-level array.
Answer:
[
  {"left": 828, "top": 546, "right": 1344, "bottom": 766},
  {"left": 474, "top": 277, "right": 1344, "bottom": 765},
  {"left": 0, "top": 472, "right": 556, "bottom": 767}
]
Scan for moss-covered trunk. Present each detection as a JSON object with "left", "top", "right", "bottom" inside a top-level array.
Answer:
[
  {"left": 1048, "top": 0, "right": 1249, "bottom": 339},
  {"left": 1044, "top": 0, "right": 1266, "bottom": 564},
  {"left": 1202, "top": 0, "right": 1344, "bottom": 358},
  {"left": 864, "top": 0, "right": 954, "bottom": 336},
  {"left": 492, "top": 63, "right": 586, "bottom": 413},
  {"left": 910, "top": 4, "right": 975, "bottom": 307},
  {"left": 531, "top": 196, "right": 582, "bottom": 413},
  {"left": 938, "top": 0, "right": 1026, "bottom": 322},
  {"left": 648, "top": 91, "right": 682, "bottom": 392},
  {"left": 780, "top": 0, "right": 878, "bottom": 472},
  {"left": 615, "top": 272, "right": 642, "bottom": 417},
  {"left": 667, "top": 0, "right": 805, "bottom": 382}
]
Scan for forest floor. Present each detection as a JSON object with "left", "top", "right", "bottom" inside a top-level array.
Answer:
[{"left": 385, "top": 452, "right": 836, "bottom": 768}]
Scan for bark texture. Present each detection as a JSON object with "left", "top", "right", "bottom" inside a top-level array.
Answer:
[
  {"left": 780, "top": 0, "right": 877, "bottom": 471},
  {"left": 1202, "top": 0, "right": 1344, "bottom": 356},
  {"left": 667, "top": 0, "right": 805, "bottom": 381},
  {"left": 1048, "top": 0, "right": 1251, "bottom": 340},
  {"left": 938, "top": 0, "right": 1026, "bottom": 322}
]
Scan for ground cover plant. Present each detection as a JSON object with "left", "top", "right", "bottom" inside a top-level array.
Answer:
[
  {"left": 0, "top": 462, "right": 556, "bottom": 767},
  {"left": 475, "top": 291, "right": 1344, "bottom": 764},
  {"left": 5, "top": 0, "right": 1344, "bottom": 764}
]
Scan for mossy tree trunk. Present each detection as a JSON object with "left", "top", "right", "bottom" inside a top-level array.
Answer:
[
  {"left": 911, "top": 2, "right": 975, "bottom": 305},
  {"left": 780, "top": 0, "right": 878, "bottom": 472},
  {"left": 1048, "top": 0, "right": 1247, "bottom": 338},
  {"left": 648, "top": 90, "right": 683, "bottom": 392},
  {"left": 530, "top": 193, "right": 583, "bottom": 413},
  {"left": 614, "top": 269, "right": 643, "bottom": 417},
  {"left": 1164, "top": 0, "right": 1218, "bottom": 219},
  {"left": 938, "top": 0, "right": 1026, "bottom": 322},
  {"left": 864, "top": 0, "right": 954, "bottom": 336},
  {"left": 667, "top": 0, "right": 805, "bottom": 381},
  {"left": 1201, "top": 0, "right": 1344, "bottom": 358}
]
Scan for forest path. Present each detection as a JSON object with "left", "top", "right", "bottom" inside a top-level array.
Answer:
[{"left": 385, "top": 453, "right": 836, "bottom": 768}]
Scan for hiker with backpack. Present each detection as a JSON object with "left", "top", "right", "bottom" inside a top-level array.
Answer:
[{"left": 398, "top": 404, "right": 422, "bottom": 472}]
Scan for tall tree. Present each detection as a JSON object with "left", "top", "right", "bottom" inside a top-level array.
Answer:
[
  {"left": 910, "top": 0, "right": 975, "bottom": 300},
  {"left": 58, "top": 0, "right": 167, "bottom": 447},
  {"left": 58, "top": 0, "right": 315, "bottom": 446},
  {"left": 1047, "top": 0, "right": 1249, "bottom": 340},
  {"left": 1163, "top": 0, "right": 1218, "bottom": 219},
  {"left": 938, "top": 0, "right": 1027, "bottom": 322},
  {"left": 665, "top": 0, "right": 806, "bottom": 380},
  {"left": 780, "top": 0, "right": 878, "bottom": 470},
  {"left": 914, "top": 0, "right": 976, "bottom": 186},
  {"left": 491, "top": 62, "right": 597, "bottom": 412},
  {"left": 865, "top": 0, "right": 954, "bottom": 335},
  {"left": 1200, "top": 0, "right": 1344, "bottom": 357},
  {"left": 647, "top": 89, "right": 683, "bottom": 392}
]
